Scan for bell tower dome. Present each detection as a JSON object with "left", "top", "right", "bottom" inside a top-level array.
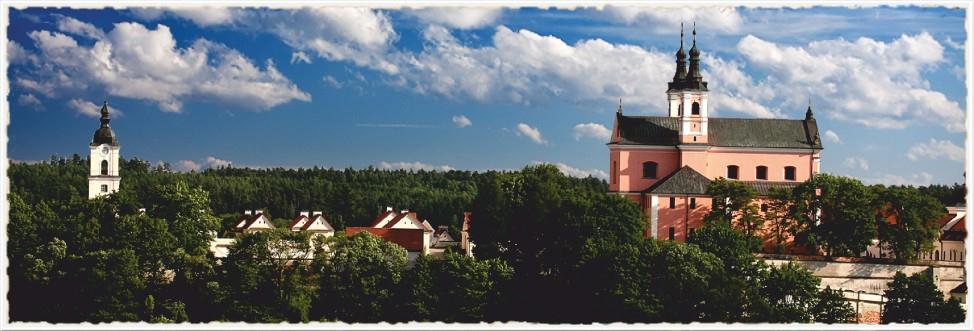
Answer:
[{"left": 88, "top": 100, "right": 121, "bottom": 199}]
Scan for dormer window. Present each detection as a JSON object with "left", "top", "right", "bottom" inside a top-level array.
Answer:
[
  {"left": 756, "top": 166, "right": 768, "bottom": 180},
  {"left": 691, "top": 102, "right": 700, "bottom": 115},
  {"left": 642, "top": 161, "right": 658, "bottom": 179}
]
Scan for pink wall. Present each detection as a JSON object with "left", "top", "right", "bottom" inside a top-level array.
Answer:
[
  {"left": 655, "top": 195, "right": 711, "bottom": 241},
  {"left": 705, "top": 150, "right": 814, "bottom": 181},
  {"left": 609, "top": 149, "right": 680, "bottom": 192}
]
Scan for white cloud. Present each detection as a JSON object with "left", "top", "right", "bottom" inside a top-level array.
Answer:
[
  {"left": 322, "top": 75, "right": 344, "bottom": 88},
  {"left": 823, "top": 130, "right": 842, "bottom": 144},
  {"left": 573, "top": 123, "right": 611, "bottom": 141},
  {"left": 516, "top": 123, "right": 547, "bottom": 145},
  {"left": 734, "top": 32, "right": 964, "bottom": 132},
  {"left": 131, "top": 7, "right": 240, "bottom": 27},
  {"left": 842, "top": 157, "right": 869, "bottom": 170},
  {"left": 68, "top": 99, "right": 123, "bottom": 118},
  {"left": 7, "top": 40, "right": 30, "bottom": 64},
  {"left": 906, "top": 139, "right": 965, "bottom": 162},
  {"left": 603, "top": 6, "right": 743, "bottom": 34},
  {"left": 175, "top": 155, "right": 232, "bottom": 172},
  {"left": 379, "top": 161, "right": 454, "bottom": 172},
  {"left": 406, "top": 7, "right": 502, "bottom": 29},
  {"left": 290, "top": 51, "right": 311, "bottom": 64},
  {"left": 535, "top": 161, "right": 609, "bottom": 180},
  {"left": 55, "top": 14, "right": 107, "bottom": 40},
  {"left": 16, "top": 94, "right": 43, "bottom": 110},
  {"left": 21, "top": 20, "right": 309, "bottom": 112},
  {"left": 399, "top": 25, "right": 674, "bottom": 111},
  {"left": 863, "top": 172, "right": 934, "bottom": 187},
  {"left": 452, "top": 115, "right": 472, "bottom": 128},
  {"left": 944, "top": 36, "right": 964, "bottom": 51}
]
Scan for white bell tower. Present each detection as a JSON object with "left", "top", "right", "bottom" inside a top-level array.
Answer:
[
  {"left": 666, "top": 23, "right": 709, "bottom": 144},
  {"left": 88, "top": 101, "right": 121, "bottom": 199}
]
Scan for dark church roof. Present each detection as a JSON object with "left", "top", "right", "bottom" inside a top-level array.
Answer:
[
  {"left": 614, "top": 114, "right": 823, "bottom": 150},
  {"left": 645, "top": 166, "right": 711, "bottom": 195},
  {"left": 91, "top": 101, "right": 118, "bottom": 146}
]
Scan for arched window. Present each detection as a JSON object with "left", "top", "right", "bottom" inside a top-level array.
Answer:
[
  {"left": 691, "top": 102, "right": 700, "bottom": 115},
  {"left": 935, "top": 250, "right": 940, "bottom": 260},
  {"left": 756, "top": 166, "right": 768, "bottom": 180},
  {"left": 727, "top": 165, "right": 739, "bottom": 179},
  {"left": 678, "top": 103, "right": 684, "bottom": 116},
  {"left": 643, "top": 161, "right": 658, "bottom": 179},
  {"left": 784, "top": 166, "right": 796, "bottom": 181},
  {"left": 612, "top": 161, "right": 618, "bottom": 184},
  {"left": 101, "top": 160, "right": 109, "bottom": 175}
]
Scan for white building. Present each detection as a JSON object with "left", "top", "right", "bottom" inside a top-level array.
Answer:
[
  {"left": 346, "top": 207, "right": 435, "bottom": 261},
  {"left": 88, "top": 101, "right": 121, "bottom": 199},
  {"left": 288, "top": 211, "right": 336, "bottom": 241},
  {"left": 234, "top": 210, "right": 274, "bottom": 233}
]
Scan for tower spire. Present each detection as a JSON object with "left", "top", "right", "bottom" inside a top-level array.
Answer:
[
  {"left": 672, "top": 22, "right": 687, "bottom": 82},
  {"left": 805, "top": 96, "right": 815, "bottom": 121},
  {"left": 683, "top": 21, "right": 706, "bottom": 90},
  {"left": 617, "top": 98, "right": 623, "bottom": 114},
  {"left": 100, "top": 100, "right": 111, "bottom": 127}
]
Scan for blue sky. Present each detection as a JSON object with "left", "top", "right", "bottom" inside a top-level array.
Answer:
[{"left": 5, "top": 5, "right": 969, "bottom": 185}]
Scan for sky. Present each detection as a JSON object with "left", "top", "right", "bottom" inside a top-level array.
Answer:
[{"left": 4, "top": 5, "right": 969, "bottom": 186}]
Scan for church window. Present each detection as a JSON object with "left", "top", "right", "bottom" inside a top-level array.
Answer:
[
  {"left": 756, "top": 166, "right": 768, "bottom": 180},
  {"left": 784, "top": 166, "right": 796, "bottom": 181},
  {"left": 690, "top": 198, "right": 697, "bottom": 209},
  {"left": 669, "top": 197, "right": 676, "bottom": 209},
  {"left": 691, "top": 102, "right": 700, "bottom": 115},
  {"left": 761, "top": 203, "right": 769, "bottom": 212},
  {"left": 101, "top": 160, "right": 109, "bottom": 175},
  {"left": 669, "top": 227, "right": 675, "bottom": 240},
  {"left": 100, "top": 184, "right": 108, "bottom": 192},
  {"left": 612, "top": 161, "right": 618, "bottom": 184},
  {"left": 727, "top": 165, "right": 739, "bottom": 179},
  {"left": 642, "top": 161, "right": 658, "bottom": 179}
]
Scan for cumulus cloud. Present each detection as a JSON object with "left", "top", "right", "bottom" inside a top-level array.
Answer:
[
  {"left": 290, "top": 51, "right": 311, "bottom": 64},
  {"left": 19, "top": 20, "right": 309, "bottom": 112},
  {"left": 573, "top": 123, "right": 611, "bottom": 141},
  {"left": 906, "top": 139, "right": 965, "bottom": 162},
  {"left": 406, "top": 7, "right": 502, "bottom": 29},
  {"left": 944, "top": 36, "right": 964, "bottom": 51},
  {"left": 7, "top": 40, "right": 30, "bottom": 64},
  {"left": 603, "top": 6, "right": 743, "bottom": 34},
  {"left": 824, "top": 130, "right": 841, "bottom": 144},
  {"left": 55, "top": 14, "right": 107, "bottom": 40},
  {"left": 535, "top": 161, "right": 609, "bottom": 180},
  {"left": 516, "top": 123, "right": 547, "bottom": 145},
  {"left": 131, "top": 7, "right": 240, "bottom": 26},
  {"left": 379, "top": 161, "right": 454, "bottom": 172},
  {"left": 68, "top": 99, "right": 123, "bottom": 118},
  {"left": 734, "top": 33, "right": 964, "bottom": 132},
  {"left": 16, "top": 94, "right": 43, "bottom": 110},
  {"left": 842, "top": 157, "right": 869, "bottom": 170},
  {"left": 175, "top": 155, "right": 233, "bottom": 172},
  {"left": 452, "top": 115, "right": 472, "bottom": 128}
]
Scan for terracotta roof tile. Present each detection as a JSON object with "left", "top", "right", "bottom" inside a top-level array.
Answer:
[{"left": 346, "top": 227, "right": 426, "bottom": 251}]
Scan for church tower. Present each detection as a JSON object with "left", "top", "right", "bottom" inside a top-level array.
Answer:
[
  {"left": 88, "top": 101, "right": 121, "bottom": 199},
  {"left": 666, "top": 23, "right": 709, "bottom": 144}
]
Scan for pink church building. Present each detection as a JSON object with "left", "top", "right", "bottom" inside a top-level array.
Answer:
[{"left": 608, "top": 27, "right": 823, "bottom": 244}]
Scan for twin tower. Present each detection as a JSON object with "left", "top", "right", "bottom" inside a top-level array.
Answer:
[{"left": 665, "top": 23, "right": 709, "bottom": 144}]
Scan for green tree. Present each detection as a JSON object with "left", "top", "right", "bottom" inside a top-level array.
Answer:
[
  {"left": 400, "top": 252, "right": 514, "bottom": 322},
  {"left": 791, "top": 174, "right": 877, "bottom": 257},
  {"left": 873, "top": 186, "right": 945, "bottom": 262},
  {"left": 688, "top": 221, "right": 769, "bottom": 322},
  {"left": 311, "top": 232, "right": 407, "bottom": 322},
  {"left": 760, "top": 262, "right": 821, "bottom": 322},
  {"left": 764, "top": 187, "right": 795, "bottom": 253},
  {"left": 812, "top": 286, "right": 856, "bottom": 323},
  {"left": 882, "top": 269, "right": 966, "bottom": 324},
  {"left": 705, "top": 178, "right": 762, "bottom": 234}
]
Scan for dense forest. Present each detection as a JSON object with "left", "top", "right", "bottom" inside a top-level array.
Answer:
[{"left": 6, "top": 156, "right": 967, "bottom": 323}]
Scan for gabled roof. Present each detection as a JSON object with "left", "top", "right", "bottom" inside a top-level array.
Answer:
[
  {"left": 613, "top": 114, "right": 823, "bottom": 149},
  {"left": 370, "top": 210, "right": 398, "bottom": 227},
  {"left": 302, "top": 214, "right": 334, "bottom": 232},
  {"left": 236, "top": 213, "right": 273, "bottom": 230},
  {"left": 645, "top": 165, "right": 711, "bottom": 195},
  {"left": 288, "top": 215, "right": 309, "bottom": 229}
]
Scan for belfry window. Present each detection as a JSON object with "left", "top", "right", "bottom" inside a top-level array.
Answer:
[
  {"left": 727, "top": 165, "right": 739, "bottom": 179},
  {"left": 101, "top": 160, "right": 109, "bottom": 175},
  {"left": 642, "top": 161, "right": 658, "bottom": 179},
  {"left": 756, "top": 166, "right": 768, "bottom": 180},
  {"left": 100, "top": 184, "right": 108, "bottom": 192},
  {"left": 784, "top": 166, "right": 796, "bottom": 181},
  {"left": 691, "top": 102, "right": 700, "bottom": 115}
]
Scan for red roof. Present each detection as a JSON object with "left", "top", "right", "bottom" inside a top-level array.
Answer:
[
  {"left": 346, "top": 227, "right": 426, "bottom": 251},
  {"left": 949, "top": 216, "right": 966, "bottom": 232},
  {"left": 288, "top": 215, "right": 308, "bottom": 229},
  {"left": 236, "top": 213, "right": 267, "bottom": 230},
  {"left": 369, "top": 210, "right": 397, "bottom": 227},
  {"left": 301, "top": 215, "right": 329, "bottom": 231}
]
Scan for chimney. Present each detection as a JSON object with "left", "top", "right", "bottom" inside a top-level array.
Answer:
[
  {"left": 300, "top": 211, "right": 309, "bottom": 217},
  {"left": 438, "top": 225, "right": 449, "bottom": 231},
  {"left": 138, "top": 208, "right": 146, "bottom": 214},
  {"left": 313, "top": 211, "right": 322, "bottom": 217},
  {"left": 244, "top": 210, "right": 252, "bottom": 215},
  {"left": 401, "top": 209, "right": 409, "bottom": 214},
  {"left": 386, "top": 206, "right": 393, "bottom": 212},
  {"left": 255, "top": 210, "right": 263, "bottom": 215}
]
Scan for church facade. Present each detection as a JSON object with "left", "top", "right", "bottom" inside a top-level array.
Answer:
[
  {"left": 88, "top": 101, "right": 121, "bottom": 199},
  {"left": 607, "top": 27, "right": 824, "bottom": 242}
]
